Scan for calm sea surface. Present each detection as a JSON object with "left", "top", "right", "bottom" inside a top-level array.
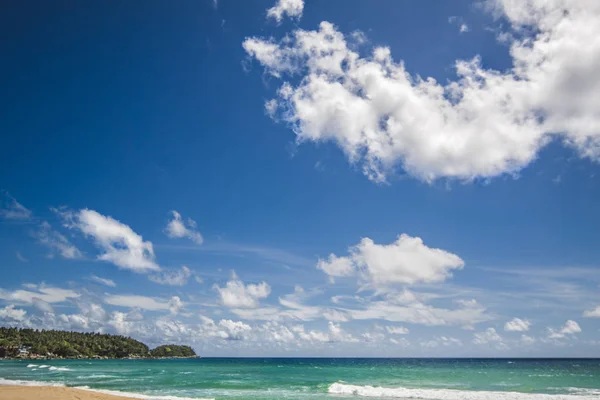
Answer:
[{"left": 1, "top": 358, "right": 600, "bottom": 400}]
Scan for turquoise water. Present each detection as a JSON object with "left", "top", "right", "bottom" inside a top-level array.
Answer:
[{"left": 1, "top": 358, "right": 600, "bottom": 400}]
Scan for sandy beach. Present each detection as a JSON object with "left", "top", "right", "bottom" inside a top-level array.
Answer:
[{"left": 0, "top": 386, "right": 138, "bottom": 400}]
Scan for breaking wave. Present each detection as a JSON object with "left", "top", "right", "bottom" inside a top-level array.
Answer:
[{"left": 328, "top": 383, "right": 600, "bottom": 400}]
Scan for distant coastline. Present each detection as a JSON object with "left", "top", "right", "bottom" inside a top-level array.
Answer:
[{"left": 0, "top": 327, "right": 197, "bottom": 360}]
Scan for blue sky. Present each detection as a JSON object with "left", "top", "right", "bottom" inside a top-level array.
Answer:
[{"left": 1, "top": 0, "right": 600, "bottom": 356}]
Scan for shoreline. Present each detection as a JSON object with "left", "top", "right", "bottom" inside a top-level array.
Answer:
[
  {"left": 0, "top": 386, "right": 166, "bottom": 400},
  {"left": 0, "top": 382, "right": 210, "bottom": 400},
  {"left": 0, "top": 356, "right": 200, "bottom": 361}
]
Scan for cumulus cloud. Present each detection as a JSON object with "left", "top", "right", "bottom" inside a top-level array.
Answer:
[
  {"left": 0, "top": 192, "right": 32, "bottom": 220},
  {"left": 244, "top": 1, "right": 600, "bottom": 183},
  {"left": 266, "top": 0, "right": 304, "bottom": 23},
  {"left": 164, "top": 211, "right": 203, "bottom": 245},
  {"left": 317, "top": 234, "right": 464, "bottom": 286},
  {"left": 149, "top": 266, "right": 192, "bottom": 286},
  {"left": 104, "top": 294, "right": 183, "bottom": 314},
  {"left": 36, "top": 221, "right": 82, "bottom": 259},
  {"left": 90, "top": 275, "right": 116, "bottom": 287},
  {"left": 316, "top": 254, "right": 355, "bottom": 282},
  {"left": 60, "top": 209, "right": 159, "bottom": 272},
  {"left": 295, "top": 321, "right": 358, "bottom": 343},
  {"left": 583, "top": 305, "right": 600, "bottom": 318},
  {"left": 504, "top": 317, "right": 531, "bottom": 332},
  {"left": 214, "top": 273, "right": 271, "bottom": 308},
  {"left": 473, "top": 327, "right": 504, "bottom": 345},
  {"left": 547, "top": 320, "right": 581, "bottom": 339},
  {"left": 0, "top": 305, "right": 27, "bottom": 322}
]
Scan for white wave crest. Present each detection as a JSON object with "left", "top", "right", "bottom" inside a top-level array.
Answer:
[
  {"left": 38, "top": 365, "right": 50, "bottom": 369},
  {"left": 0, "top": 378, "right": 65, "bottom": 387},
  {"left": 26, "top": 364, "right": 37, "bottom": 368},
  {"left": 328, "top": 383, "right": 600, "bottom": 400},
  {"left": 48, "top": 366, "right": 71, "bottom": 371}
]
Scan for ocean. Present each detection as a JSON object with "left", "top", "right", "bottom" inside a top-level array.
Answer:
[{"left": 1, "top": 358, "right": 599, "bottom": 400}]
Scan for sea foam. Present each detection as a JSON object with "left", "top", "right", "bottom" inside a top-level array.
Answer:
[
  {"left": 0, "top": 378, "right": 65, "bottom": 387},
  {"left": 328, "top": 383, "right": 600, "bottom": 400},
  {"left": 48, "top": 366, "right": 71, "bottom": 371}
]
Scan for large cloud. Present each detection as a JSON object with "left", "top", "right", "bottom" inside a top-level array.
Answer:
[
  {"left": 244, "top": 0, "right": 600, "bottom": 182},
  {"left": 317, "top": 234, "right": 464, "bottom": 286},
  {"left": 61, "top": 209, "right": 160, "bottom": 272}
]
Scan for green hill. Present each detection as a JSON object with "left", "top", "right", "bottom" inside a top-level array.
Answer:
[
  {"left": 150, "top": 344, "right": 196, "bottom": 358},
  {"left": 0, "top": 327, "right": 196, "bottom": 359}
]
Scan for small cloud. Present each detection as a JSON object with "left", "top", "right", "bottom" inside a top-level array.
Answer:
[
  {"left": 214, "top": 272, "right": 271, "bottom": 308},
  {"left": 386, "top": 326, "right": 410, "bottom": 335},
  {"left": 583, "top": 305, "right": 600, "bottom": 318},
  {"left": 149, "top": 266, "right": 193, "bottom": 286},
  {"left": 504, "top": 317, "right": 531, "bottom": 332},
  {"left": 0, "top": 191, "right": 32, "bottom": 220},
  {"left": 165, "top": 210, "right": 204, "bottom": 245},
  {"left": 547, "top": 320, "right": 581, "bottom": 339},
  {"left": 448, "top": 16, "right": 469, "bottom": 34},
  {"left": 212, "top": 0, "right": 218, "bottom": 9},
  {"left": 90, "top": 275, "right": 117, "bottom": 288},
  {"left": 266, "top": 0, "right": 304, "bottom": 23},
  {"left": 16, "top": 251, "right": 28, "bottom": 262}
]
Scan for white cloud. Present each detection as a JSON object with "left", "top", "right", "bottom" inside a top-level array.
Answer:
[
  {"left": 583, "top": 305, "right": 600, "bottom": 317},
  {"left": 295, "top": 321, "right": 358, "bottom": 343},
  {"left": 244, "top": 1, "right": 600, "bottom": 183},
  {"left": 473, "top": 327, "right": 504, "bottom": 345},
  {"left": 521, "top": 334, "right": 536, "bottom": 344},
  {"left": 90, "top": 275, "right": 116, "bottom": 287},
  {"left": 345, "top": 293, "right": 490, "bottom": 327},
  {"left": 386, "top": 325, "right": 409, "bottom": 335},
  {"left": 0, "top": 284, "right": 80, "bottom": 305},
  {"left": 37, "top": 221, "right": 82, "bottom": 259},
  {"left": 266, "top": 0, "right": 304, "bottom": 23},
  {"left": 460, "top": 24, "right": 469, "bottom": 33},
  {"left": 547, "top": 319, "right": 581, "bottom": 339},
  {"left": 0, "top": 192, "right": 32, "bottom": 220},
  {"left": 16, "top": 251, "right": 28, "bottom": 262},
  {"left": 0, "top": 305, "right": 27, "bottom": 322},
  {"left": 317, "top": 234, "right": 464, "bottom": 286},
  {"left": 165, "top": 211, "right": 203, "bottom": 245},
  {"left": 104, "top": 294, "right": 183, "bottom": 314},
  {"left": 61, "top": 209, "right": 159, "bottom": 272},
  {"left": 316, "top": 254, "right": 355, "bottom": 281},
  {"left": 214, "top": 273, "right": 271, "bottom": 308},
  {"left": 149, "top": 266, "right": 192, "bottom": 286},
  {"left": 504, "top": 317, "right": 531, "bottom": 332},
  {"left": 31, "top": 298, "right": 54, "bottom": 313}
]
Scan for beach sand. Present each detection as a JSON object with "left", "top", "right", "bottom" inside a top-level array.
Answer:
[{"left": 0, "top": 386, "right": 137, "bottom": 400}]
